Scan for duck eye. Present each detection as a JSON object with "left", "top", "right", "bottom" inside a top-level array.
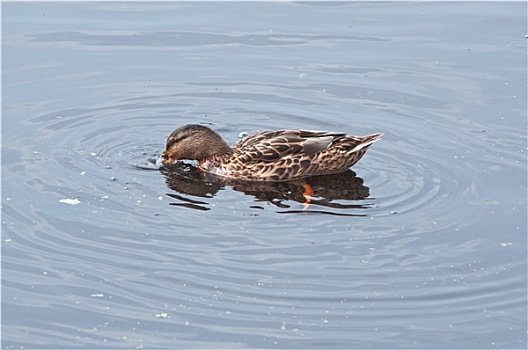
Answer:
[{"left": 167, "top": 133, "right": 189, "bottom": 149}]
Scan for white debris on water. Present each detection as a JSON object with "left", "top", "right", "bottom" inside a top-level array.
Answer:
[{"left": 59, "top": 198, "right": 80, "bottom": 206}]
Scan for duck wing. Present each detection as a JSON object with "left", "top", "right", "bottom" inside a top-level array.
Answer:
[{"left": 233, "top": 129, "right": 346, "bottom": 162}]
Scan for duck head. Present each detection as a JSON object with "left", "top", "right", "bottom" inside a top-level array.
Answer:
[{"left": 161, "top": 124, "right": 232, "bottom": 165}]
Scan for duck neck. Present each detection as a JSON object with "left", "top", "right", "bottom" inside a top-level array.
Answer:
[{"left": 206, "top": 135, "right": 233, "bottom": 158}]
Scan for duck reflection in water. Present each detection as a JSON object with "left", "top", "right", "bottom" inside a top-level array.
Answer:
[{"left": 160, "top": 162, "right": 373, "bottom": 214}]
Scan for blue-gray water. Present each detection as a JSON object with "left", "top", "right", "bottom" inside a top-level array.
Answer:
[{"left": 2, "top": 2, "right": 526, "bottom": 349}]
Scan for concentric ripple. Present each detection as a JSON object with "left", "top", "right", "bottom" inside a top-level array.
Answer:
[{"left": 4, "top": 80, "right": 525, "bottom": 348}]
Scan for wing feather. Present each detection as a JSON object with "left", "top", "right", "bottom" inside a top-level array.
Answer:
[{"left": 233, "top": 129, "right": 347, "bottom": 163}]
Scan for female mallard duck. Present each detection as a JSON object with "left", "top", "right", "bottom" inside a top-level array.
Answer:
[{"left": 161, "top": 124, "right": 382, "bottom": 182}]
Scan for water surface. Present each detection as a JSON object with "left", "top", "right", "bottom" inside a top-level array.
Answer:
[{"left": 2, "top": 2, "right": 527, "bottom": 349}]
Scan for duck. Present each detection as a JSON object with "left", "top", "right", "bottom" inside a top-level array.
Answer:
[{"left": 161, "top": 124, "right": 382, "bottom": 182}]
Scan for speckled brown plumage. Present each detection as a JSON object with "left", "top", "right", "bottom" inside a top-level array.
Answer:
[{"left": 162, "top": 124, "right": 382, "bottom": 182}]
